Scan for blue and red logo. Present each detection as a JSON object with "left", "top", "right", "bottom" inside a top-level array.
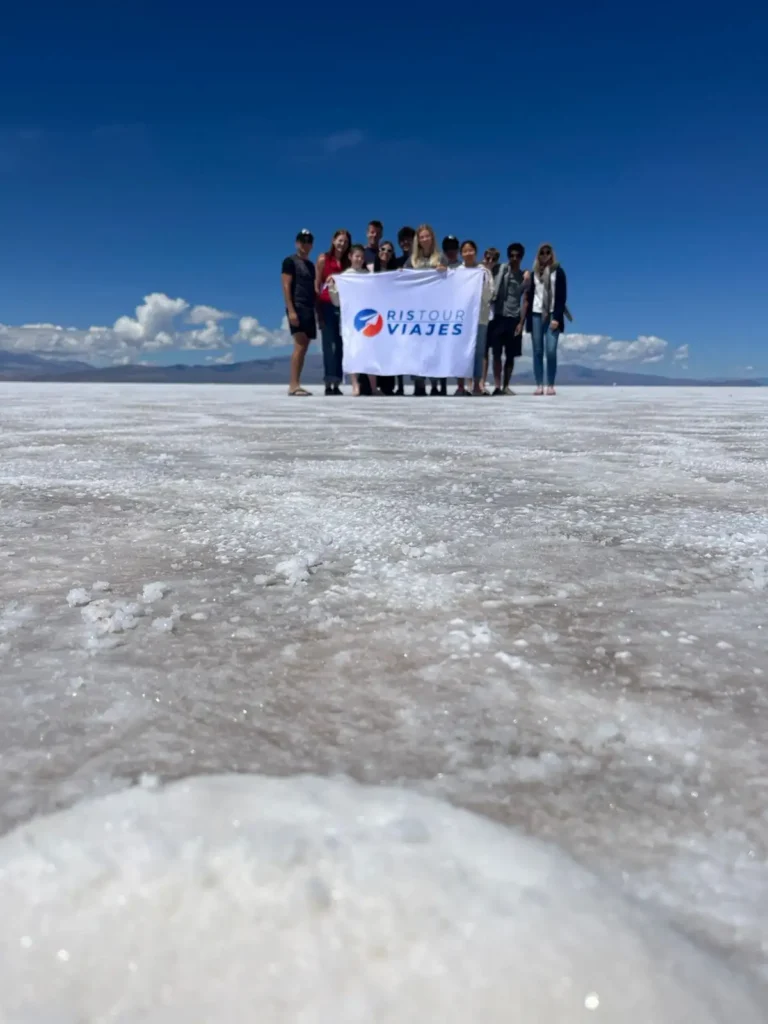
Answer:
[{"left": 354, "top": 308, "right": 384, "bottom": 337}]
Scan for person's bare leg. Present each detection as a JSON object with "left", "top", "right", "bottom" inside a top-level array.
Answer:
[
  {"left": 479, "top": 354, "right": 489, "bottom": 392},
  {"left": 350, "top": 373, "right": 361, "bottom": 396},
  {"left": 289, "top": 335, "right": 309, "bottom": 392},
  {"left": 503, "top": 356, "right": 515, "bottom": 390},
  {"left": 369, "top": 374, "right": 378, "bottom": 394},
  {"left": 493, "top": 353, "right": 502, "bottom": 391}
]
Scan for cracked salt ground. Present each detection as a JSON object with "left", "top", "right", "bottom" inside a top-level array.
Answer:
[{"left": 0, "top": 383, "right": 768, "bottom": 1016}]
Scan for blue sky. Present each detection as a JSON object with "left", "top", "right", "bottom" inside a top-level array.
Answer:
[{"left": 1, "top": 1, "right": 766, "bottom": 376}]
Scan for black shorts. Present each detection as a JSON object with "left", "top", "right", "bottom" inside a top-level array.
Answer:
[
  {"left": 288, "top": 307, "right": 317, "bottom": 340},
  {"left": 489, "top": 316, "right": 522, "bottom": 359}
]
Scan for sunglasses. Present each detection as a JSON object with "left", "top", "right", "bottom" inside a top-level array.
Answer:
[
  {"left": 540, "top": 248, "right": 552, "bottom": 255},
  {"left": 380, "top": 247, "right": 394, "bottom": 254}
]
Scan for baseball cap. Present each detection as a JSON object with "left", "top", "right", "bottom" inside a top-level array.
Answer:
[
  {"left": 296, "top": 228, "right": 314, "bottom": 242},
  {"left": 442, "top": 234, "right": 459, "bottom": 250}
]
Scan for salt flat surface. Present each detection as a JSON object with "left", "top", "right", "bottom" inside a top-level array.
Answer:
[
  {"left": 1, "top": 774, "right": 764, "bottom": 1023},
  {"left": 0, "top": 383, "right": 767, "bottom": 1016}
]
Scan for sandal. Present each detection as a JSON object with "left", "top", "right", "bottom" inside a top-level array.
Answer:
[{"left": 288, "top": 387, "right": 312, "bottom": 396}]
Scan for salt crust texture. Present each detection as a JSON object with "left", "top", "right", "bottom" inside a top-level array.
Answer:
[{"left": 0, "top": 773, "right": 764, "bottom": 1023}]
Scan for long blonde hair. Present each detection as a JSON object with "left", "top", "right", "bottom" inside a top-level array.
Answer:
[
  {"left": 533, "top": 242, "right": 558, "bottom": 278},
  {"left": 411, "top": 223, "right": 442, "bottom": 268}
]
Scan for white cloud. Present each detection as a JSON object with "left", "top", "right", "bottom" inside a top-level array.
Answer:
[
  {"left": 205, "top": 352, "right": 234, "bottom": 365},
  {"left": 0, "top": 298, "right": 687, "bottom": 373},
  {"left": 0, "top": 322, "right": 112, "bottom": 358},
  {"left": 0, "top": 293, "right": 290, "bottom": 364},
  {"left": 550, "top": 333, "right": 680, "bottom": 366},
  {"left": 235, "top": 315, "right": 290, "bottom": 348},
  {"left": 186, "top": 321, "right": 227, "bottom": 349},
  {"left": 596, "top": 335, "right": 669, "bottom": 364},
  {"left": 559, "top": 333, "right": 607, "bottom": 354},
  {"left": 187, "top": 305, "right": 233, "bottom": 325},
  {"left": 113, "top": 293, "right": 189, "bottom": 346}
]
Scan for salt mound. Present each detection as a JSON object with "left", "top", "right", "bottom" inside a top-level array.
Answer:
[{"left": 0, "top": 775, "right": 763, "bottom": 1023}]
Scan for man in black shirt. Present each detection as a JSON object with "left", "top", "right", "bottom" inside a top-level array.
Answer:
[
  {"left": 489, "top": 242, "right": 528, "bottom": 395},
  {"left": 281, "top": 229, "right": 317, "bottom": 395}
]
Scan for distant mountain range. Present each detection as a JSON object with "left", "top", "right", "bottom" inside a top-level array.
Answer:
[
  {"left": 0, "top": 349, "right": 764, "bottom": 387},
  {"left": 0, "top": 350, "right": 94, "bottom": 379}
]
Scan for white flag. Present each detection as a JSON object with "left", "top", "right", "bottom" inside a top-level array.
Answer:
[{"left": 334, "top": 268, "right": 483, "bottom": 377}]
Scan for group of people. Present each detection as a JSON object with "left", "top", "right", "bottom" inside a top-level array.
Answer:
[{"left": 280, "top": 221, "right": 569, "bottom": 397}]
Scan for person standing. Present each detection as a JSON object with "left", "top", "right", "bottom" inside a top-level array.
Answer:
[
  {"left": 376, "top": 241, "right": 398, "bottom": 395},
  {"left": 405, "top": 224, "right": 444, "bottom": 396},
  {"left": 358, "top": 220, "right": 383, "bottom": 395},
  {"left": 357, "top": 223, "right": 383, "bottom": 395},
  {"left": 455, "top": 240, "right": 493, "bottom": 395},
  {"left": 477, "top": 248, "right": 501, "bottom": 393},
  {"left": 394, "top": 226, "right": 415, "bottom": 269},
  {"left": 440, "top": 234, "right": 461, "bottom": 268},
  {"left": 423, "top": 235, "right": 461, "bottom": 396},
  {"left": 281, "top": 229, "right": 317, "bottom": 396},
  {"left": 364, "top": 220, "right": 384, "bottom": 272},
  {"left": 315, "top": 229, "right": 351, "bottom": 395},
  {"left": 483, "top": 247, "right": 501, "bottom": 278},
  {"left": 378, "top": 240, "right": 397, "bottom": 271},
  {"left": 327, "top": 244, "right": 379, "bottom": 397},
  {"left": 392, "top": 232, "right": 412, "bottom": 392},
  {"left": 489, "top": 242, "right": 528, "bottom": 395},
  {"left": 526, "top": 243, "right": 567, "bottom": 396},
  {"left": 406, "top": 224, "right": 444, "bottom": 269}
]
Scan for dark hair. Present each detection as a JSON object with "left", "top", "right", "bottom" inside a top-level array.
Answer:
[
  {"left": 507, "top": 242, "right": 525, "bottom": 257},
  {"left": 327, "top": 229, "right": 352, "bottom": 269},
  {"left": 460, "top": 239, "right": 477, "bottom": 252},
  {"left": 378, "top": 241, "right": 397, "bottom": 270},
  {"left": 368, "top": 220, "right": 383, "bottom": 232},
  {"left": 349, "top": 243, "right": 366, "bottom": 255},
  {"left": 397, "top": 225, "right": 416, "bottom": 245}
]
